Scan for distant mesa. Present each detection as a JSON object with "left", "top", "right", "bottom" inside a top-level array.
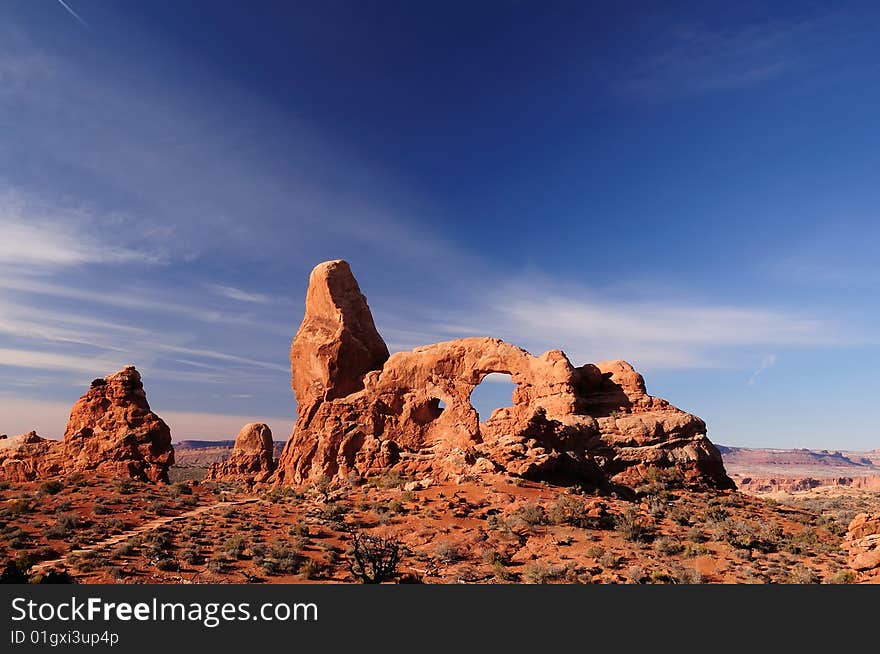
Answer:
[
  {"left": 0, "top": 366, "right": 174, "bottom": 483},
  {"left": 205, "top": 423, "right": 276, "bottom": 484},
  {"left": 273, "top": 259, "right": 734, "bottom": 491}
]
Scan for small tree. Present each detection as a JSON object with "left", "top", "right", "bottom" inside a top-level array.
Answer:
[{"left": 347, "top": 532, "right": 401, "bottom": 584}]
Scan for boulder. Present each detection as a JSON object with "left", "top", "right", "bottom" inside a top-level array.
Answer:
[
  {"left": 845, "top": 513, "right": 880, "bottom": 576},
  {"left": 206, "top": 423, "right": 276, "bottom": 483}
]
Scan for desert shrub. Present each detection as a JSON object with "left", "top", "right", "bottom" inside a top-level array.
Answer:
[
  {"left": 8, "top": 498, "right": 34, "bottom": 515},
  {"left": 68, "top": 550, "right": 103, "bottom": 573},
  {"left": 669, "top": 506, "right": 692, "bottom": 526},
  {"left": 0, "top": 558, "right": 31, "bottom": 583},
  {"left": 173, "top": 482, "right": 193, "bottom": 496},
  {"left": 599, "top": 551, "right": 622, "bottom": 569},
  {"left": 788, "top": 565, "right": 820, "bottom": 584},
  {"left": 371, "top": 470, "right": 407, "bottom": 489},
  {"left": 625, "top": 565, "right": 644, "bottom": 584},
  {"left": 47, "top": 513, "right": 81, "bottom": 538},
  {"left": 824, "top": 569, "right": 856, "bottom": 584},
  {"left": 298, "top": 558, "right": 322, "bottom": 580},
  {"left": 116, "top": 478, "right": 136, "bottom": 495},
  {"left": 783, "top": 527, "right": 822, "bottom": 555},
  {"left": 654, "top": 536, "right": 683, "bottom": 556},
  {"left": 585, "top": 545, "right": 605, "bottom": 558},
  {"left": 704, "top": 506, "right": 730, "bottom": 525},
  {"left": 222, "top": 535, "right": 248, "bottom": 560},
  {"left": 288, "top": 522, "right": 310, "bottom": 538},
  {"left": 142, "top": 532, "right": 172, "bottom": 559},
  {"left": 547, "top": 495, "right": 600, "bottom": 529},
  {"left": 614, "top": 508, "right": 652, "bottom": 543},
  {"left": 682, "top": 543, "right": 710, "bottom": 558},
  {"left": 177, "top": 546, "right": 200, "bottom": 565},
  {"left": 686, "top": 526, "right": 705, "bottom": 542},
  {"left": 485, "top": 513, "right": 513, "bottom": 532},
  {"left": 670, "top": 564, "right": 703, "bottom": 584},
  {"left": 649, "top": 569, "right": 672, "bottom": 584},
  {"left": 637, "top": 467, "right": 684, "bottom": 494},
  {"left": 733, "top": 548, "right": 752, "bottom": 561},
  {"left": 493, "top": 560, "right": 514, "bottom": 581},
  {"left": 10, "top": 535, "right": 29, "bottom": 548},
  {"left": 434, "top": 540, "right": 464, "bottom": 563},
  {"left": 148, "top": 500, "right": 170, "bottom": 516},
  {"left": 482, "top": 549, "right": 504, "bottom": 565},
  {"left": 260, "top": 542, "right": 302, "bottom": 575},
  {"left": 321, "top": 502, "right": 348, "bottom": 521},
  {"left": 31, "top": 568, "right": 75, "bottom": 584},
  {"left": 644, "top": 495, "right": 666, "bottom": 518},
  {"left": 92, "top": 503, "right": 111, "bottom": 516},
  {"left": 347, "top": 532, "right": 401, "bottom": 584},
  {"left": 39, "top": 480, "right": 64, "bottom": 495},
  {"left": 111, "top": 542, "right": 135, "bottom": 558},
  {"left": 515, "top": 502, "right": 546, "bottom": 527},
  {"left": 522, "top": 562, "right": 564, "bottom": 584},
  {"left": 206, "top": 556, "right": 228, "bottom": 574}
]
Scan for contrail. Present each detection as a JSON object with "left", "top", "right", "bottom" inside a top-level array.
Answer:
[{"left": 55, "top": 0, "right": 90, "bottom": 29}]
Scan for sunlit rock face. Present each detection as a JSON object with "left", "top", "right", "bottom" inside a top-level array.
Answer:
[{"left": 273, "top": 260, "right": 733, "bottom": 491}]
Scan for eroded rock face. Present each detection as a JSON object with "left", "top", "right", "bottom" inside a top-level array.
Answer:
[
  {"left": 290, "top": 260, "right": 389, "bottom": 410},
  {"left": 62, "top": 366, "right": 174, "bottom": 482},
  {"left": 206, "top": 423, "right": 276, "bottom": 483},
  {"left": 0, "top": 432, "right": 61, "bottom": 482},
  {"left": 845, "top": 513, "right": 880, "bottom": 578},
  {"left": 274, "top": 260, "right": 733, "bottom": 491},
  {"left": 0, "top": 366, "right": 174, "bottom": 483}
]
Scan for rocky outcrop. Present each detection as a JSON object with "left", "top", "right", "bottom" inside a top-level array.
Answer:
[
  {"left": 290, "top": 260, "right": 389, "bottom": 410},
  {"left": 0, "top": 431, "right": 62, "bottom": 482},
  {"left": 845, "top": 513, "right": 880, "bottom": 579},
  {"left": 206, "top": 423, "right": 276, "bottom": 483},
  {"left": 0, "top": 366, "right": 174, "bottom": 483},
  {"left": 62, "top": 366, "right": 174, "bottom": 482},
  {"left": 273, "top": 260, "right": 733, "bottom": 491}
]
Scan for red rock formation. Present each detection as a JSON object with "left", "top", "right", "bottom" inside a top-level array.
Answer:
[
  {"left": 274, "top": 260, "right": 733, "bottom": 490},
  {"left": 0, "top": 431, "right": 61, "bottom": 482},
  {"left": 205, "top": 423, "right": 276, "bottom": 483},
  {"left": 733, "top": 475, "right": 880, "bottom": 494},
  {"left": 290, "top": 260, "right": 389, "bottom": 410},
  {"left": 0, "top": 366, "right": 174, "bottom": 483},
  {"left": 845, "top": 513, "right": 880, "bottom": 579}
]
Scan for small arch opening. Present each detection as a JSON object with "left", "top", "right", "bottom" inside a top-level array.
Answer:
[
  {"left": 411, "top": 397, "right": 445, "bottom": 425},
  {"left": 469, "top": 373, "right": 516, "bottom": 423}
]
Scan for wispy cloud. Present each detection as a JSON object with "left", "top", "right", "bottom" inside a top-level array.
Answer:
[
  {"left": 380, "top": 276, "right": 846, "bottom": 371},
  {"left": 0, "top": 192, "right": 159, "bottom": 268},
  {"left": 621, "top": 17, "right": 820, "bottom": 99},
  {"left": 206, "top": 284, "right": 274, "bottom": 305},
  {"left": 747, "top": 354, "right": 777, "bottom": 385}
]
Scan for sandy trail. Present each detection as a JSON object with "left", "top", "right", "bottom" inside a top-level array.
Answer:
[{"left": 31, "top": 497, "right": 260, "bottom": 573}]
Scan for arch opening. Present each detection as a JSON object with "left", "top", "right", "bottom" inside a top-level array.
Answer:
[{"left": 469, "top": 372, "right": 516, "bottom": 423}]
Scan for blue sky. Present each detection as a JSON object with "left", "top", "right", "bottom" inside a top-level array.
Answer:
[{"left": 0, "top": 1, "right": 877, "bottom": 448}]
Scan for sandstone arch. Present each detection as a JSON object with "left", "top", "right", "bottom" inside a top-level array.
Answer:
[{"left": 273, "top": 260, "right": 733, "bottom": 490}]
